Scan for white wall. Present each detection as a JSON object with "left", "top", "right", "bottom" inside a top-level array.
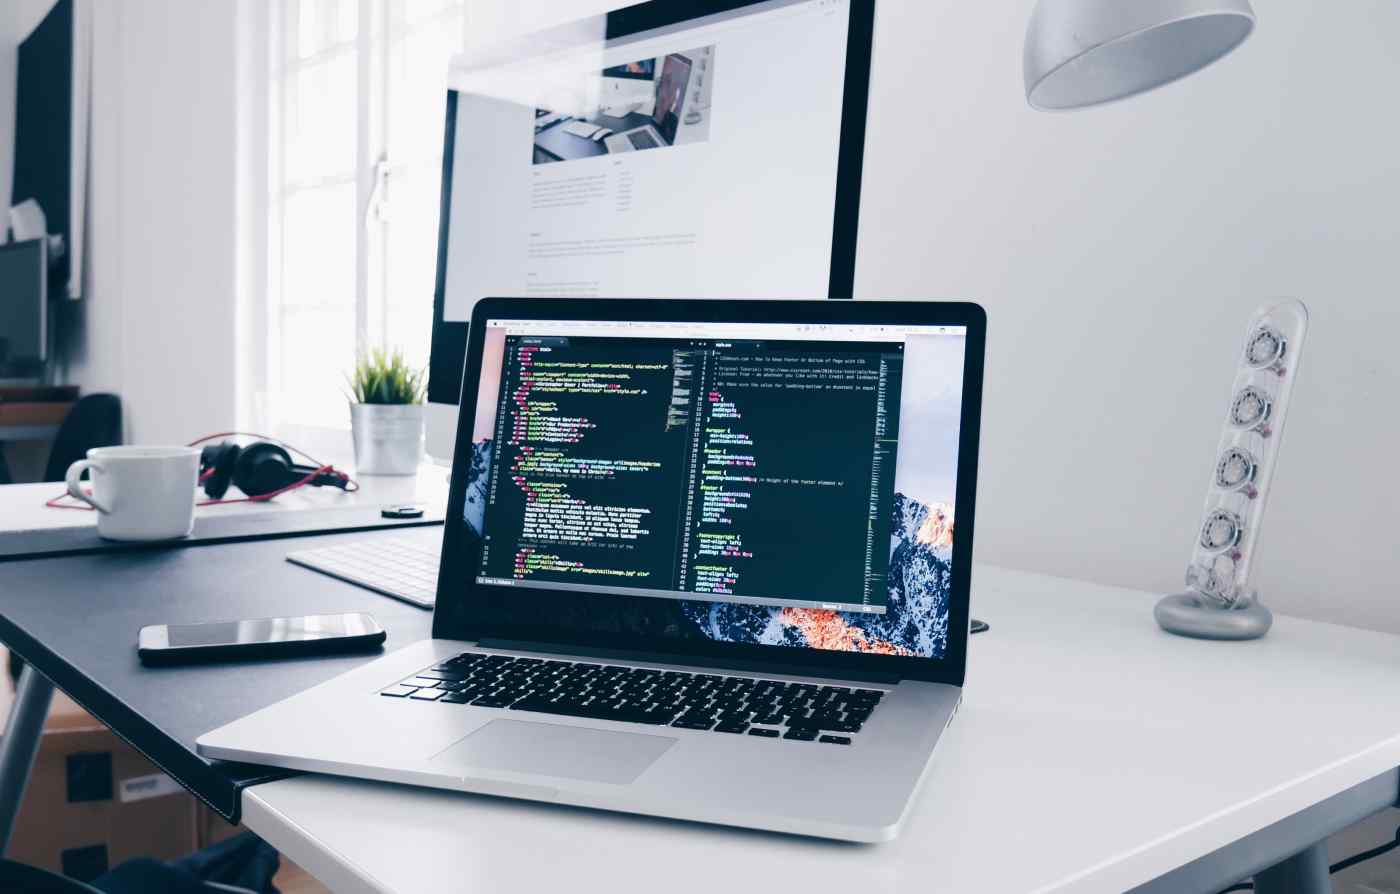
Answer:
[
  {"left": 855, "top": 1, "right": 1400, "bottom": 633},
  {"left": 1, "top": 0, "right": 246, "bottom": 448},
  {"left": 62, "top": 0, "right": 245, "bottom": 445},
  {"left": 488, "top": 0, "right": 1400, "bottom": 633}
]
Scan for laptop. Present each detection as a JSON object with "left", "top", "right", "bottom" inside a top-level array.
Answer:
[
  {"left": 198, "top": 297, "right": 986, "bottom": 842},
  {"left": 604, "top": 53, "right": 692, "bottom": 153}
]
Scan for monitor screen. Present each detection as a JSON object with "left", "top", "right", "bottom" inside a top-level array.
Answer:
[
  {"left": 649, "top": 53, "right": 692, "bottom": 144},
  {"left": 460, "top": 316, "right": 967, "bottom": 661},
  {"left": 601, "top": 59, "right": 655, "bottom": 81},
  {"left": 427, "top": 0, "right": 875, "bottom": 452},
  {"left": 0, "top": 238, "right": 47, "bottom": 372}
]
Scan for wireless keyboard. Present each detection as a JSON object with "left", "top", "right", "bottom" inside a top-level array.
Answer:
[{"left": 287, "top": 537, "right": 440, "bottom": 609}]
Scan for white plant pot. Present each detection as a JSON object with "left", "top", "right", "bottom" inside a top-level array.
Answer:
[{"left": 350, "top": 403, "right": 424, "bottom": 475}]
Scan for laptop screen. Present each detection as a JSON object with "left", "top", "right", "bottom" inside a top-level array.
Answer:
[{"left": 460, "top": 316, "right": 967, "bottom": 661}]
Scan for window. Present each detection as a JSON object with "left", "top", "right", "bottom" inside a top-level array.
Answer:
[{"left": 265, "top": 0, "right": 470, "bottom": 431}]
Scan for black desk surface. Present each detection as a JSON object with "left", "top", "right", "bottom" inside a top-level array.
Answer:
[
  {"left": 533, "top": 111, "right": 653, "bottom": 162},
  {"left": 0, "top": 528, "right": 437, "bottom": 822}
]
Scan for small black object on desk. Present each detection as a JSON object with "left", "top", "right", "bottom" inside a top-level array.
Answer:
[{"left": 136, "top": 612, "right": 387, "bottom": 666}]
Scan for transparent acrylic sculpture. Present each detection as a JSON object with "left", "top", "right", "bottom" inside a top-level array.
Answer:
[{"left": 1156, "top": 299, "right": 1308, "bottom": 640}]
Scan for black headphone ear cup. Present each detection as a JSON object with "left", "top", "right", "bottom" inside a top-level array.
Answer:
[
  {"left": 232, "top": 442, "right": 298, "bottom": 496},
  {"left": 200, "top": 443, "right": 242, "bottom": 499}
]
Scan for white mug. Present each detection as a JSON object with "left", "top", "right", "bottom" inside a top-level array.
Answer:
[{"left": 65, "top": 446, "right": 201, "bottom": 541}]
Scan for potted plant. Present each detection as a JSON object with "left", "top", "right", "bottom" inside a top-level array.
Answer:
[{"left": 347, "top": 348, "right": 427, "bottom": 475}]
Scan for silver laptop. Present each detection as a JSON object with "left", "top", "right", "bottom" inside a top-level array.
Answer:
[
  {"left": 603, "top": 53, "right": 692, "bottom": 154},
  {"left": 198, "top": 297, "right": 986, "bottom": 842}
]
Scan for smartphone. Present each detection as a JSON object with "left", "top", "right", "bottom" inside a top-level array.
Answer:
[{"left": 138, "top": 612, "right": 386, "bottom": 666}]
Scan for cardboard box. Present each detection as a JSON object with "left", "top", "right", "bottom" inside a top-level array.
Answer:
[{"left": 2, "top": 689, "right": 200, "bottom": 882}]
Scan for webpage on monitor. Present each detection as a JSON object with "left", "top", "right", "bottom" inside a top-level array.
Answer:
[{"left": 441, "top": 0, "right": 854, "bottom": 324}]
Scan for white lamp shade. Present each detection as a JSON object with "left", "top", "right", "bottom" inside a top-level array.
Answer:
[{"left": 1024, "top": 0, "right": 1256, "bottom": 110}]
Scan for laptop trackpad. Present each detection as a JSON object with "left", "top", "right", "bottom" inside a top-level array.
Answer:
[{"left": 430, "top": 719, "right": 677, "bottom": 785}]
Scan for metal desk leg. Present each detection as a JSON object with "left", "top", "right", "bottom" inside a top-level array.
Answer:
[
  {"left": 0, "top": 664, "right": 55, "bottom": 855},
  {"left": 1254, "top": 841, "right": 1331, "bottom": 894}
]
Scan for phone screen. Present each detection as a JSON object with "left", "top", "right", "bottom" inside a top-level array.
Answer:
[{"left": 165, "top": 613, "right": 378, "bottom": 647}]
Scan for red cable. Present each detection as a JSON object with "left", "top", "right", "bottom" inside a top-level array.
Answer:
[{"left": 46, "top": 492, "right": 95, "bottom": 511}]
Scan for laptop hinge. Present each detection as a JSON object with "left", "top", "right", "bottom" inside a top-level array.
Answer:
[{"left": 475, "top": 638, "right": 903, "bottom": 685}]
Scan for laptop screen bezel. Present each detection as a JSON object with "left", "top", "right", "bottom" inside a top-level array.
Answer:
[{"left": 432, "top": 297, "right": 984, "bottom": 686}]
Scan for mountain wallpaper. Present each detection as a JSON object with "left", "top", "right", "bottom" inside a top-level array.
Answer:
[{"left": 679, "top": 492, "right": 952, "bottom": 658}]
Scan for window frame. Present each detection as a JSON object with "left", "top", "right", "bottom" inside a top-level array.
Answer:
[{"left": 261, "top": 0, "right": 471, "bottom": 448}]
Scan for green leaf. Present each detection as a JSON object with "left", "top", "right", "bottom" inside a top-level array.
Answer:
[{"left": 347, "top": 347, "right": 426, "bottom": 404}]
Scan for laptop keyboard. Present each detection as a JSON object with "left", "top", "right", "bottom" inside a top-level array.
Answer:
[
  {"left": 628, "top": 130, "right": 659, "bottom": 149},
  {"left": 381, "top": 652, "right": 884, "bottom": 744}
]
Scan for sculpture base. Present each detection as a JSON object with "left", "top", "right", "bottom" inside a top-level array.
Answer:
[{"left": 1154, "top": 591, "right": 1273, "bottom": 641}]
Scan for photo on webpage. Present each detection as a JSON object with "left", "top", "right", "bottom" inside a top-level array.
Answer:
[{"left": 532, "top": 46, "right": 714, "bottom": 164}]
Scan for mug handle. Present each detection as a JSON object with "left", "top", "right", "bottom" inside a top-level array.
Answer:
[{"left": 66, "top": 459, "right": 112, "bottom": 513}]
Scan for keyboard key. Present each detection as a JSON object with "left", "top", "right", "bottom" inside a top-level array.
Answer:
[
  {"left": 419, "top": 669, "right": 471, "bottom": 681},
  {"left": 380, "top": 685, "right": 417, "bottom": 698},
  {"left": 819, "top": 735, "right": 852, "bottom": 745},
  {"left": 471, "top": 694, "right": 515, "bottom": 708},
  {"left": 748, "top": 728, "right": 780, "bottom": 738},
  {"left": 714, "top": 722, "right": 749, "bottom": 734},
  {"left": 671, "top": 716, "right": 714, "bottom": 731},
  {"left": 440, "top": 692, "right": 473, "bottom": 704},
  {"left": 410, "top": 688, "right": 445, "bottom": 701},
  {"left": 407, "top": 677, "right": 443, "bottom": 689},
  {"left": 783, "top": 727, "right": 818, "bottom": 741}
]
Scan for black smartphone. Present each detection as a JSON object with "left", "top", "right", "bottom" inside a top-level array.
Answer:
[{"left": 138, "top": 612, "right": 386, "bottom": 666}]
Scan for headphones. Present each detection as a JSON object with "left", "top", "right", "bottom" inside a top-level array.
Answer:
[{"left": 198, "top": 440, "right": 353, "bottom": 500}]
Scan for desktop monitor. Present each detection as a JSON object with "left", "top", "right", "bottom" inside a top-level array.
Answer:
[
  {"left": 0, "top": 238, "right": 47, "bottom": 377},
  {"left": 426, "top": 0, "right": 876, "bottom": 461}
]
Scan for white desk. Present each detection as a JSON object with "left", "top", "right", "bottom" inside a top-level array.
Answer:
[
  {"left": 0, "top": 465, "right": 451, "bottom": 535},
  {"left": 236, "top": 566, "right": 1400, "bottom": 894}
]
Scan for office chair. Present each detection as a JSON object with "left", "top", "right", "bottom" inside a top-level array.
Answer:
[{"left": 43, "top": 393, "right": 123, "bottom": 483}]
